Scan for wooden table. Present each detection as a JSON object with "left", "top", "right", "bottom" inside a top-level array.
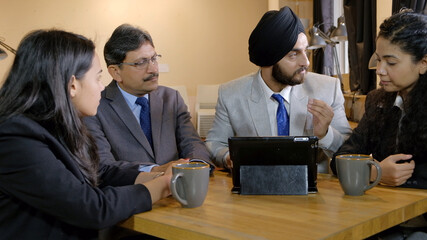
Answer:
[{"left": 119, "top": 171, "right": 427, "bottom": 240}]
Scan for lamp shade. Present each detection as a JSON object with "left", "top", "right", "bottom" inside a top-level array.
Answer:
[
  {"left": 368, "top": 53, "right": 377, "bottom": 70},
  {"left": 300, "top": 18, "right": 310, "bottom": 30},
  {"left": 308, "top": 27, "right": 327, "bottom": 49},
  {"left": 330, "top": 16, "right": 347, "bottom": 42},
  {"left": 0, "top": 48, "right": 7, "bottom": 60},
  {"left": 0, "top": 39, "right": 17, "bottom": 58}
]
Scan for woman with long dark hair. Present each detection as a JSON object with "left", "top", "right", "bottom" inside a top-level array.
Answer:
[
  {"left": 0, "top": 29, "right": 173, "bottom": 239},
  {"left": 331, "top": 9, "right": 427, "bottom": 189}
]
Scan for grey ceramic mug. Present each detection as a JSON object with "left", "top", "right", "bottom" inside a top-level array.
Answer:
[
  {"left": 336, "top": 154, "right": 382, "bottom": 196},
  {"left": 171, "top": 162, "right": 210, "bottom": 208}
]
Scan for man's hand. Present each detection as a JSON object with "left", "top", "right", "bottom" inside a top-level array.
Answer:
[
  {"left": 371, "top": 154, "right": 414, "bottom": 186},
  {"left": 307, "top": 99, "right": 333, "bottom": 139},
  {"left": 225, "top": 155, "right": 233, "bottom": 169},
  {"left": 151, "top": 158, "right": 189, "bottom": 173}
]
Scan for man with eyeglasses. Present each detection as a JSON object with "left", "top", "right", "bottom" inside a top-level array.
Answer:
[{"left": 84, "top": 24, "right": 213, "bottom": 176}]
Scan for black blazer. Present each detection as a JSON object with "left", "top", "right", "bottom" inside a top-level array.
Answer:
[
  {"left": 0, "top": 115, "right": 152, "bottom": 239},
  {"left": 331, "top": 89, "right": 427, "bottom": 189}
]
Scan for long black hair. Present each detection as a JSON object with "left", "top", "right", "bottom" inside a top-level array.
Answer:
[
  {"left": 376, "top": 10, "right": 427, "bottom": 158},
  {"left": 0, "top": 30, "right": 99, "bottom": 186}
]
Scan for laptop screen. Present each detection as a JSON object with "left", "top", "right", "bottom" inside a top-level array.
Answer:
[{"left": 228, "top": 136, "right": 318, "bottom": 193}]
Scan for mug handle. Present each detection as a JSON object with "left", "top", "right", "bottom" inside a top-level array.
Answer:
[
  {"left": 365, "top": 160, "right": 382, "bottom": 191},
  {"left": 171, "top": 172, "right": 187, "bottom": 206}
]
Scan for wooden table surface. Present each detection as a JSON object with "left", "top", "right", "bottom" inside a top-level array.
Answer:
[{"left": 119, "top": 171, "right": 427, "bottom": 240}]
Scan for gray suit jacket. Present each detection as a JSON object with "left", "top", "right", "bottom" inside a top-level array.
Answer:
[
  {"left": 84, "top": 81, "right": 212, "bottom": 168},
  {"left": 206, "top": 72, "right": 352, "bottom": 168}
]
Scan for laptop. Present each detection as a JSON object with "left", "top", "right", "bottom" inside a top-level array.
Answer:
[{"left": 228, "top": 136, "right": 318, "bottom": 194}]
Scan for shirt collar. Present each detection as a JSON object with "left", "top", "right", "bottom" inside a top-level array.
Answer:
[
  {"left": 393, "top": 94, "right": 404, "bottom": 111},
  {"left": 257, "top": 70, "right": 292, "bottom": 102},
  {"left": 116, "top": 82, "right": 149, "bottom": 108}
]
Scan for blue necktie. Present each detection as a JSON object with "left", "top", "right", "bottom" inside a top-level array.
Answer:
[
  {"left": 135, "top": 97, "right": 153, "bottom": 147},
  {"left": 272, "top": 94, "right": 289, "bottom": 136}
]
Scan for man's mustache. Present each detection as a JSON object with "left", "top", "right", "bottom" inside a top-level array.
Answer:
[
  {"left": 296, "top": 67, "right": 308, "bottom": 74},
  {"left": 143, "top": 73, "right": 159, "bottom": 81}
]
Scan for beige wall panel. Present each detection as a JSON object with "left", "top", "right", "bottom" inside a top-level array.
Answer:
[{"left": 0, "top": 0, "right": 267, "bottom": 97}]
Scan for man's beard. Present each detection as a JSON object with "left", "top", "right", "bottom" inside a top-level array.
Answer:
[{"left": 272, "top": 64, "right": 307, "bottom": 86}]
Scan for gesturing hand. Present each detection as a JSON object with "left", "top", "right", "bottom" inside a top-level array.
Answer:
[{"left": 307, "top": 99, "right": 334, "bottom": 139}]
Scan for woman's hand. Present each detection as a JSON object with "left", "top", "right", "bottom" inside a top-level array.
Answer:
[
  {"left": 134, "top": 171, "right": 166, "bottom": 184},
  {"left": 136, "top": 159, "right": 187, "bottom": 204},
  {"left": 371, "top": 154, "right": 415, "bottom": 186}
]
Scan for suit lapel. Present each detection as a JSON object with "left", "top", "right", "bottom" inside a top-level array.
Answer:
[
  {"left": 248, "top": 77, "right": 272, "bottom": 136},
  {"left": 289, "top": 85, "right": 309, "bottom": 136},
  {"left": 105, "top": 82, "right": 155, "bottom": 158},
  {"left": 149, "top": 90, "right": 163, "bottom": 158}
]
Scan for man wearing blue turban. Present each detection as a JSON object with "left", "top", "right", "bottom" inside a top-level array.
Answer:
[{"left": 206, "top": 7, "right": 352, "bottom": 172}]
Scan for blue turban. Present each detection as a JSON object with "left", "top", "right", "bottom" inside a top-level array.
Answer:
[{"left": 249, "top": 7, "right": 305, "bottom": 66}]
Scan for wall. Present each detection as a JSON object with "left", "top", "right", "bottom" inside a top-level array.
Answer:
[
  {"left": 375, "top": 0, "right": 393, "bottom": 88},
  {"left": 377, "top": 0, "right": 393, "bottom": 32},
  {"left": 278, "top": 0, "right": 313, "bottom": 20},
  {"left": 0, "top": 0, "right": 266, "bottom": 97},
  {"left": 0, "top": 1, "right": 393, "bottom": 125}
]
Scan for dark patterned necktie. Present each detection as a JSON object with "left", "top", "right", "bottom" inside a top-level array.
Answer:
[
  {"left": 135, "top": 97, "right": 153, "bottom": 147},
  {"left": 272, "top": 94, "right": 290, "bottom": 136}
]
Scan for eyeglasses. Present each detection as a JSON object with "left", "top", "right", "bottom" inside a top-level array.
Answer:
[{"left": 118, "top": 54, "right": 162, "bottom": 70}]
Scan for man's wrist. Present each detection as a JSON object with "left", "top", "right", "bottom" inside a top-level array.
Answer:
[
  {"left": 222, "top": 153, "right": 230, "bottom": 169},
  {"left": 139, "top": 164, "right": 158, "bottom": 172}
]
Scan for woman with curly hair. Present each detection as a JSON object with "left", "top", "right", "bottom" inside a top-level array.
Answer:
[{"left": 331, "top": 9, "right": 427, "bottom": 189}]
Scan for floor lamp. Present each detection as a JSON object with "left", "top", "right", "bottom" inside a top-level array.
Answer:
[
  {"left": 0, "top": 37, "right": 17, "bottom": 60},
  {"left": 308, "top": 16, "right": 348, "bottom": 92}
]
